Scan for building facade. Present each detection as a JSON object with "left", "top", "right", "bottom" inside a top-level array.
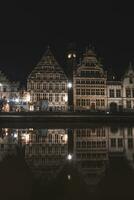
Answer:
[
  {"left": 0, "top": 70, "right": 19, "bottom": 111},
  {"left": 27, "top": 47, "right": 68, "bottom": 111},
  {"left": 73, "top": 48, "right": 134, "bottom": 112},
  {"left": 73, "top": 48, "right": 107, "bottom": 111},
  {"left": 107, "top": 63, "right": 134, "bottom": 112}
]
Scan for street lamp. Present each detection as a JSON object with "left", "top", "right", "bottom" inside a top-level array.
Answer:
[
  {"left": 67, "top": 82, "right": 72, "bottom": 89},
  {"left": 67, "top": 154, "right": 72, "bottom": 160}
]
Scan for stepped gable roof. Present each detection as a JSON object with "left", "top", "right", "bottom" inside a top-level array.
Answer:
[
  {"left": 80, "top": 46, "right": 103, "bottom": 69},
  {"left": 36, "top": 46, "right": 59, "bottom": 67}
]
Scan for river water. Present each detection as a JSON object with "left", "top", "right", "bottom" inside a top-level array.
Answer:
[{"left": 0, "top": 124, "right": 134, "bottom": 200}]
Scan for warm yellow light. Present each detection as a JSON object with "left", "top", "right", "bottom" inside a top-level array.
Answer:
[
  {"left": 26, "top": 94, "right": 30, "bottom": 102},
  {"left": 65, "top": 95, "right": 68, "bottom": 102},
  {"left": 64, "top": 134, "right": 68, "bottom": 143}
]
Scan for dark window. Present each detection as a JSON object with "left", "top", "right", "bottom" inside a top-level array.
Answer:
[
  {"left": 109, "top": 89, "right": 114, "bottom": 97},
  {"left": 116, "top": 89, "right": 121, "bottom": 98},
  {"left": 126, "top": 89, "right": 131, "bottom": 97},
  {"left": 111, "top": 138, "right": 116, "bottom": 147}
]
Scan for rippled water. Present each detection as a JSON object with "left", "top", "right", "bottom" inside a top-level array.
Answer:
[{"left": 0, "top": 124, "right": 134, "bottom": 200}]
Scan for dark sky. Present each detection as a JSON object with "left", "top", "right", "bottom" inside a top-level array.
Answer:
[{"left": 0, "top": 1, "right": 134, "bottom": 85}]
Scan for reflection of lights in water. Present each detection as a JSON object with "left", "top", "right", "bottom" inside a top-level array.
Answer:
[
  {"left": 67, "top": 154, "right": 72, "bottom": 160},
  {"left": 67, "top": 174, "right": 71, "bottom": 180}
]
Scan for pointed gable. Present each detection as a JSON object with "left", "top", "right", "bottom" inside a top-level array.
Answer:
[
  {"left": 124, "top": 62, "right": 134, "bottom": 77},
  {"left": 28, "top": 46, "right": 67, "bottom": 80}
]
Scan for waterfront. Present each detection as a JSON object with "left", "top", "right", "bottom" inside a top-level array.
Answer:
[
  {"left": 0, "top": 124, "right": 134, "bottom": 200},
  {"left": 1, "top": 112, "right": 134, "bottom": 123}
]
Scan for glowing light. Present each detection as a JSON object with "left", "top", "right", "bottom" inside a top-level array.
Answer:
[
  {"left": 22, "top": 134, "right": 30, "bottom": 143},
  {"left": 67, "top": 82, "right": 72, "bottom": 89},
  {"left": 68, "top": 53, "right": 76, "bottom": 59},
  {"left": 67, "top": 154, "right": 72, "bottom": 160},
  {"left": 0, "top": 83, "right": 2, "bottom": 86},
  {"left": 64, "top": 134, "right": 68, "bottom": 143},
  {"left": 65, "top": 95, "right": 68, "bottom": 102},
  {"left": 29, "top": 105, "right": 34, "bottom": 111},
  {"left": 14, "top": 133, "right": 18, "bottom": 138},
  {"left": 26, "top": 94, "right": 30, "bottom": 102},
  {"left": 68, "top": 53, "right": 72, "bottom": 59},
  {"left": 73, "top": 53, "right": 76, "bottom": 58},
  {"left": 67, "top": 174, "right": 71, "bottom": 180},
  {"left": 15, "top": 98, "right": 19, "bottom": 103}
]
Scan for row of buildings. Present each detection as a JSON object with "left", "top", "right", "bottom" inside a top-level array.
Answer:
[{"left": 0, "top": 46, "right": 134, "bottom": 112}]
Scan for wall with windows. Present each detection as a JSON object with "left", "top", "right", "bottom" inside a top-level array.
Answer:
[
  {"left": 27, "top": 47, "right": 68, "bottom": 111},
  {"left": 73, "top": 48, "right": 107, "bottom": 111}
]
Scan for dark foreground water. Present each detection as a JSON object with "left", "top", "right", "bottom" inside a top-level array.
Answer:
[{"left": 0, "top": 124, "right": 134, "bottom": 200}]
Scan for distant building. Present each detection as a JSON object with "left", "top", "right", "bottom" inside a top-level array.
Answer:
[
  {"left": 107, "top": 63, "right": 134, "bottom": 112},
  {"left": 27, "top": 47, "right": 68, "bottom": 111},
  {"left": 0, "top": 70, "right": 19, "bottom": 111}
]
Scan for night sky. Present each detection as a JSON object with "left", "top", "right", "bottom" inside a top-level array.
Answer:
[{"left": 0, "top": 1, "right": 134, "bottom": 85}]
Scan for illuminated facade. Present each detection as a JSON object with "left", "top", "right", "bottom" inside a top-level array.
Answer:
[
  {"left": 107, "top": 63, "right": 134, "bottom": 111},
  {"left": 73, "top": 48, "right": 107, "bottom": 111},
  {"left": 73, "top": 48, "right": 134, "bottom": 112},
  {"left": 27, "top": 47, "right": 68, "bottom": 111}
]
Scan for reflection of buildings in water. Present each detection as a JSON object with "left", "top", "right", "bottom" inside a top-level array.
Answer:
[
  {"left": 108, "top": 127, "right": 134, "bottom": 168},
  {"left": 73, "top": 127, "right": 134, "bottom": 189},
  {"left": 73, "top": 128, "right": 109, "bottom": 191},
  {"left": 0, "top": 128, "right": 17, "bottom": 161},
  {"left": 23, "top": 129, "right": 68, "bottom": 183},
  {"left": 1, "top": 126, "right": 134, "bottom": 186}
]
